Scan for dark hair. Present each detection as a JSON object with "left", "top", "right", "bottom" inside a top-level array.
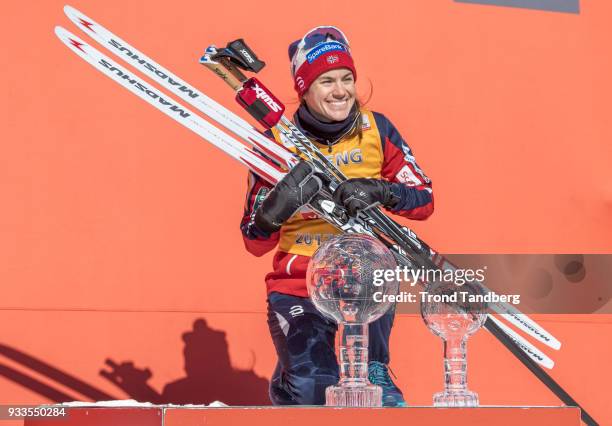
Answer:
[
  {"left": 345, "top": 98, "right": 363, "bottom": 141},
  {"left": 350, "top": 79, "right": 374, "bottom": 141}
]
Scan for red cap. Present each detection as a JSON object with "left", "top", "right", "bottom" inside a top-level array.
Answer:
[
  {"left": 293, "top": 46, "right": 356, "bottom": 95},
  {"left": 289, "top": 29, "right": 357, "bottom": 95}
]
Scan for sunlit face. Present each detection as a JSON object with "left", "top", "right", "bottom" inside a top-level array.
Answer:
[{"left": 302, "top": 68, "right": 356, "bottom": 122}]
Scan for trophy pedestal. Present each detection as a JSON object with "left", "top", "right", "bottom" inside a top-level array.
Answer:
[
  {"left": 433, "top": 389, "right": 479, "bottom": 407},
  {"left": 25, "top": 405, "right": 583, "bottom": 426},
  {"left": 325, "top": 383, "right": 382, "bottom": 407}
]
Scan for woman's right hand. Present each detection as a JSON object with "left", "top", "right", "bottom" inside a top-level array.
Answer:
[{"left": 254, "top": 161, "right": 322, "bottom": 233}]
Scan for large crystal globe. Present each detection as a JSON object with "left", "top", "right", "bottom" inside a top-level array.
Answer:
[{"left": 306, "top": 234, "right": 399, "bottom": 324}]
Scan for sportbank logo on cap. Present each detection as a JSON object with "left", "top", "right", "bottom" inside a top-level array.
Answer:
[{"left": 306, "top": 42, "right": 347, "bottom": 64}]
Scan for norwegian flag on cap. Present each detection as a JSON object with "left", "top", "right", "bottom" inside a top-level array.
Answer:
[{"left": 288, "top": 26, "right": 357, "bottom": 95}]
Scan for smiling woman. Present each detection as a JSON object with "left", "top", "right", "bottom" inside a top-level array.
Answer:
[{"left": 239, "top": 26, "right": 435, "bottom": 407}]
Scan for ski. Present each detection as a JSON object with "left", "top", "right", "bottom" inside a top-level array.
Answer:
[
  {"left": 54, "top": 28, "right": 286, "bottom": 185},
  {"left": 62, "top": 5, "right": 299, "bottom": 173}
]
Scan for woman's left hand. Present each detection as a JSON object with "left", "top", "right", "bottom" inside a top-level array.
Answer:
[{"left": 332, "top": 178, "right": 399, "bottom": 217}]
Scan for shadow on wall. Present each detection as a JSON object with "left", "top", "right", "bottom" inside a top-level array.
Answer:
[
  {"left": 0, "top": 319, "right": 270, "bottom": 405},
  {"left": 0, "top": 343, "right": 115, "bottom": 402},
  {"left": 100, "top": 318, "right": 271, "bottom": 405}
]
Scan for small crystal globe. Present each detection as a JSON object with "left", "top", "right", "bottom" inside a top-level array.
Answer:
[{"left": 421, "top": 279, "right": 488, "bottom": 407}]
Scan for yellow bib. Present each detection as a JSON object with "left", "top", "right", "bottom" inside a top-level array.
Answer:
[{"left": 271, "top": 110, "right": 383, "bottom": 257}]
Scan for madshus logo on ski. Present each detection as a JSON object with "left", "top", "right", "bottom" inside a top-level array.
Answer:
[
  {"left": 237, "top": 78, "right": 285, "bottom": 128},
  {"left": 105, "top": 38, "right": 199, "bottom": 100},
  {"left": 68, "top": 38, "right": 86, "bottom": 53},
  {"left": 77, "top": 18, "right": 95, "bottom": 33},
  {"left": 99, "top": 59, "right": 191, "bottom": 118}
]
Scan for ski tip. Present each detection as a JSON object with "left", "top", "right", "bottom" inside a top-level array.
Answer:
[
  {"left": 63, "top": 5, "right": 99, "bottom": 35},
  {"left": 63, "top": 4, "right": 76, "bottom": 15},
  {"left": 541, "top": 332, "right": 562, "bottom": 350},
  {"left": 64, "top": 5, "right": 85, "bottom": 24},
  {"left": 533, "top": 333, "right": 561, "bottom": 351},
  {"left": 54, "top": 25, "right": 78, "bottom": 40},
  {"left": 54, "top": 26, "right": 87, "bottom": 52},
  {"left": 54, "top": 25, "right": 67, "bottom": 38}
]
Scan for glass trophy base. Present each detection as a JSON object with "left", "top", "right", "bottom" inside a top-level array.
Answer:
[
  {"left": 325, "top": 383, "right": 383, "bottom": 407},
  {"left": 433, "top": 389, "right": 479, "bottom": 407}
]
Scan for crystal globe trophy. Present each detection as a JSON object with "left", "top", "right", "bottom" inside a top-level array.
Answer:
[
  {"left": 420, "top": 279, "right": 487, "bottom": 407},
  {"left": 307, "top": 234, "right": 399, "bottom": 407}
]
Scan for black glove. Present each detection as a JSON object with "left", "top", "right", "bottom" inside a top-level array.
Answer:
[
  {"left": 254, "top": 162, "right": 322, "bottom": 233},
  {"left": 332, "top": 178, "right": 399, "bottom": 217}
]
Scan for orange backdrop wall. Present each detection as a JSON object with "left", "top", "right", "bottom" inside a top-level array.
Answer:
[{"left": 1, "top": 0, "right": 611, "bottom": 424}]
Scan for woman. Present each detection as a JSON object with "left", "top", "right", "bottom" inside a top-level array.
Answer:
[{"left": 240, "top": 27, "right": 434, "bottom": 406}]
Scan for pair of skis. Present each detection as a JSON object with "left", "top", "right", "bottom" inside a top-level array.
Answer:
[{"left": 54, "top": 6, "right": 597, "bottom": 425}]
